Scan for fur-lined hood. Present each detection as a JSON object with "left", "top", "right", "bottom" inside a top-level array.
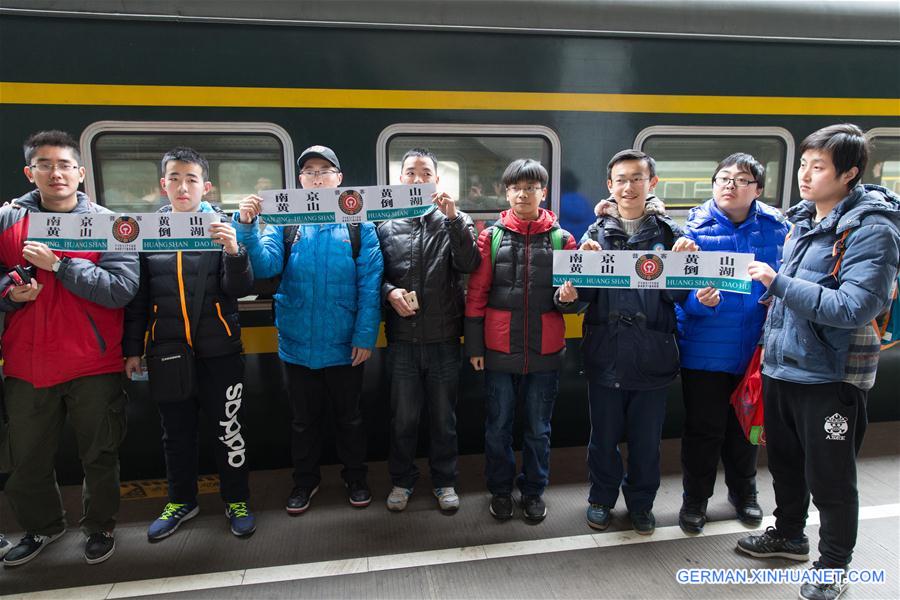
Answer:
[{"left": 594, "top": 195, "right": 667, "bottom": 218}]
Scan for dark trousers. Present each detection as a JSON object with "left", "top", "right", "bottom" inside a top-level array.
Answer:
[
  {"left": 587, "top": 381, "right": 667, "bottom": 512},
  {"left": 387, "top": 341, "right": 460, "bottom": 489},
  {"left": 680, "top": 368, "right": 758, "bottom": 501},
  {"left": 157, "top": 354, "right": 249, "bottom": 504},
  {"left": 763, "top": 375, "right": 867, "bottom": 569},
  {"left": 284, "top": 361, "right": 367, "bottom": 488},
  {"left": 3, "top": 373, "right": 126, "bottom": 535},
  {"left": 484, "top": 370, "right": 558, "bottom": 496}
]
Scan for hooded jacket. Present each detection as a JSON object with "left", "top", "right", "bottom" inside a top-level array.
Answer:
[
  {"left": 676, "top": 198, "right": 789, "bottom": 375},
  {"left": 762, "top": 184, "right": 900, "bottom": 384},
  {"left": 464, "top": 208, "right": 578, "bottom": 374},
  {"left": 0, "top": 190, "right": 139, "bottom": 387}
]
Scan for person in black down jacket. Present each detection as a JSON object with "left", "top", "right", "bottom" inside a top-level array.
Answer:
[
  {"left": 123, "top": 147, "right": 256, "bottom": 541},
  {"left": 376, "top": 148, "right": 480, "bottom": 513}
]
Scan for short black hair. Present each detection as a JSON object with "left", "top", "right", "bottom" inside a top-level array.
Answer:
[
  {"left": 502, "top": 158, "right": 548, "bottom": 187},
  {"left": 160, "top": 147, "right": 209, "bottom": 180},
  {"left": 606, "top": 149, "right": 656, "bottom": 180},
  {"left": 401, "top": 148, "right": 438, "bottom": 171},
  {"left": 713, "top": 153, "right": 766, "bottom": 192},
  {"left": 799, "top": 123, "right": 868, "bottom": 188},
  {"left": 24, "top": 130, "right": 81, "bottom": 165}
]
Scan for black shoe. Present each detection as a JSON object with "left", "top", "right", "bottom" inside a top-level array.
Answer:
[
  {"left": 347, "top": 480, "right": 372, "bottom": 507},
  {"left": 799, "top": 562, "right": 849, "bottom": 600},
  {"left": 286, "top": 485, "right": 319, "bottom": 515},
  {"left": 489, "top": 494, "right": 513, "bottom": 520},
  {"left": 630, "top": 509, "right": 656, "bottom": 535},
  {"left": 586, "top": 503, "right": 612, "bottom": 530},
  {"left": 728, "top": 492, "right": 763, "bottom": 526},
  {"left": 736, "top": 526, "right": 810, "bottom": 561},
  {"left": 84, "top": 532, "right": 115, "bottom": 565},
  {"left": 520, "top": 494, "right": 547, "bottom": 523},
  {"left": 2, "top": 531, "right": 66, "bottom": 567},
  {"left": 679, "top": 496, "right": 708, "bottom": 534}
]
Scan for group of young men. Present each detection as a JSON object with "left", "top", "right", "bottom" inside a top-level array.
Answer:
[{"left": 0, "top": 124, "right": 897, "bottom": 600}]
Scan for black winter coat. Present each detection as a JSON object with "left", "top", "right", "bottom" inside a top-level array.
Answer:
[{"left": 377, "top": 207, "right": 480, "bottom": 344}]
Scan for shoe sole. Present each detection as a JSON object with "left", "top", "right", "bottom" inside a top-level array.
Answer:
[
  {"left": 3, "top": 530, "right": 66, "bottom": 567},
  {"left": 148, "top": 505, "right": 200, "bottom": 541},
  {"left": 489, "top": 504, "right": 513, "bottom": 520},
  {"left": 678, "top": 517, "right": 705, "bottom": 535},
  {"left": 349, "top": 496, "right": 372, "bottom": 508},
  {"left": 736, "top": 545, "right": 809, "bottom": 561},
  {"left": 433, "top": 492, "right": 459, "bottom": 512},
  {"left": 634, "top": 527, "right": 655, "bottom": 536},
  {"left": 85, "top": 538, "right": 115, "bottom": 565},
  {"left": 523, "top": 512, "right": 546, "bottom": 523},
  {"left": 587, "top": 519, "right": 610, "bottom": 531},
  {"left": 229, "top": 523, "right": 257, "bottom": 538},
  {"left": 285, "top": 486, "right": 319, "bottom": 515}
]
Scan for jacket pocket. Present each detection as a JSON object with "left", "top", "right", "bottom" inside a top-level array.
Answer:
[
  {"left": 780, "top": 316, "right": 839, "bottom": 376},
  {"left": 84, "top": 309, "right": 107, "bottom": 353},
  {"left": 633, "top": 328, "right": 680, "bottom": 382},
  {"left": 540, "top": 311, "right": 566, "bottom": 355},
  {"left": 151, "top": 304, "right": 158, "bottom": 341},
  {"left": 484, "top": 307, "right": 511, "bottom": 353},
  {"left": 215, "top": 302, "right": 233, "bottom": 337}
]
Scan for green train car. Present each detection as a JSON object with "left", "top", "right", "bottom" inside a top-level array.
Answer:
[{"left": 1, "top": 0, "right": 898, "bottom": 483}]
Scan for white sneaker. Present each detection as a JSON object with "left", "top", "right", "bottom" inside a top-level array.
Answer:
[
  {"left": 433, "top": 487, "right": 460, "bottom": 511},
  {"left": 386, "top": 486, "right": 413, "bottom": 511}
]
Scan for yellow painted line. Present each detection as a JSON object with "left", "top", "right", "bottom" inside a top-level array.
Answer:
[
  {"left": 2, "top": 82, "right": 899, "bottom": 116},
  {"left": 120, "top": 475, "right": 220, "bottom": 501}
]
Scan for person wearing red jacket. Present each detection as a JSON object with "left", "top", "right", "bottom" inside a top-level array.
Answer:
[{"left": 465, "top": 159, "right": 579, "bottom": 523}]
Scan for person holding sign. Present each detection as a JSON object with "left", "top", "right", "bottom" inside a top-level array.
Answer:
[
  {"left": 673, "top": 153, "right": 789, "bottom": 535},
  {"left": 377, "top": 149, "right": 480, "bottom": 512},
  {"left": 465, "top": 159, "right": 578, "bottom": 523},
  {"left": 0, "top": 131, "right": 139, "bottom": 566},
  {"left": 235, "top": 145, "right": 383, "bottom": 514},
  {"left": 122, "top": 147, "right": 256, "bottom": 541},
  {"left": 576, "top": 150, "right": 687, "bottom": 535}
]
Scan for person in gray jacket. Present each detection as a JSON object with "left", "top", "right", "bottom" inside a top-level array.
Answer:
[
  {"left": 739, "top": 124, "right": 900, "bottom": 600},
  {"left": 377, "top": 148, "right": 480, "bottom": 512}
]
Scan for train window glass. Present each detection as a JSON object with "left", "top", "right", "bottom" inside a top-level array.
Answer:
[
  {"left": 865, "top": 133, "right": 900, "bottom": 195},
  {"left": 636, "top": 128, "right": 792, "bottom": 211}
]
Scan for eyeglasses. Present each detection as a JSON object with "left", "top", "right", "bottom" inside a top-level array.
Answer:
[
  {"left": 506, "top": 185, "right": 543, "bottom": 195},
  {"left": 29, "top": 162, "right": 80, "bottom": 173},
  {"left": 611, "top": 176, "right": 651, "bottom": 187},
  {"left": 714, "top": 176, "right": 757, "bottom": 188},
  {"left": 299, "top": 169, "right": 340, "bottom": 179}
]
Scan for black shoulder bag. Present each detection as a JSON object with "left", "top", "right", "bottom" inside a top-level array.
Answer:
[{"left": 146, "top": 252, "right": 213, "bottom": 403}]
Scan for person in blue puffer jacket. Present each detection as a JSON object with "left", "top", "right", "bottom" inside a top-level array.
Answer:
[
  {"left": 674, "top": 153, "right": 789, "bottom": 535},
  {"left": 235, "top": 145, "right": 383, "bottom": 514}
]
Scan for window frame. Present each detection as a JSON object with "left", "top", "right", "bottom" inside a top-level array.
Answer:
[
  {"left": 633, "top": 125, "right": 795, "bottom": 211},
  {"left": 376, "top": 123, "right": 562, "bottom": 214}
]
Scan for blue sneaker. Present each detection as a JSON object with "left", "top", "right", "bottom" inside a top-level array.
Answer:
[
  {"left": 586, "top": 503, "right": 612, "bottom": 530},
  {"left": 147, "top": 502, "right": 199, "bottom": 541},
  {"left": 226, "top": 502, "right": 256, "bottom": 537}
]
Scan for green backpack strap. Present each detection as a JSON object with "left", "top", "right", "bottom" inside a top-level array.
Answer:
[
  {"left": 550, "top": 227, "right": 564, "bottom": 251},
  {"left": 491, "top": 225, "right": 563, "bottom": 266}
]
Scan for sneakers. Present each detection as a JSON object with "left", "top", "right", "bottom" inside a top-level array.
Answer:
[
  {"left": 586, "top": 503, "right": 612, "bottom": 530},
  {"left": 736, "top": 526, "right": 810, "bottom": 561},
  {"left": 286, "top": 486, "right": 318, "bottom": 515},
  {"left": 0, "top": 535, "right": 11, "bottom": 559},
  {"left": 147, "top": 502, "right": 200, "bottom": 541},
  {"left": 84, "top": 531, "right": 115, "bottom": 564},
  {"left": 799, "top": 563, "right": 849, "bottom": 600},
  {"left": 728, "top": 492, "right": 764, "bottom": 526},
  {"left": 520, "top": 494, "right": 547, "bottom": 522},
  {"left": 387, "top": 486, "right": 413, "bottom": 511},
  {"left": 489, "top": 494, "right": 514, "bottom": 520},
  {"left": 2, "top": 530, "right": 66, "bottom": 566},
  {"left": 433, "top": 487, "right": 460, "bottom": 512},
  {"left": 226, "top": 502, "right": 256, "bottom": 537},
  {"left": 679, "top": 496, "right": 708, "bottom": 534},
  {"left": 630, "top": 509, "right": 656, "bottom": 535},
  {"left": 347, "top": 480, "right": 372, "bottom": 507}
]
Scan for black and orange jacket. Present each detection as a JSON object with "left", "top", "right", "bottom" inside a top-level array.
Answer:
[
  {"left": 122, "top": 205, "right": 253, "bottom": 359},
  {"left": 464, "top": 208, "right": 578, "bottom": 374},
  {"left": 0, "top": 190, "right": 139, "bottom": 388}
]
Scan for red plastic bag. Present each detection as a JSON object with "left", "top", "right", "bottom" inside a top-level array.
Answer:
[{"left": 730, "top": 346, "right": 766, "bottom": 446}]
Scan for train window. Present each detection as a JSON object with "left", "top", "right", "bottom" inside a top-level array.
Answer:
[
  {"left": 376, "top": 124, "right": 561, "bottom": 231},
  {"left": 80, "top": 122, "right": 294, "bottom": 214},
  {"left": 634, "top": 127, "right": 794, "bottom": 211},
  {"left": 865, "top": 129, "right": 900, "bottom": 195}
]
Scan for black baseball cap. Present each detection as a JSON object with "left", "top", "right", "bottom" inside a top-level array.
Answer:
[{"left": 297, "top": 145, "right": 340, "bottom": 171}]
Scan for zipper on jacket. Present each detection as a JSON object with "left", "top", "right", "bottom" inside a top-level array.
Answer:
[
  {"left": 176, "top": 251, "right": 193, "bottom": 347},
  {"left": 151, "top": 304, "right": 158, "bottom": 341},
  {"left": 523, "top": 222, "right": 531, "bottom": 374},
  {"left": 215, "top": 301, "right": 233, "bottom": 337}
]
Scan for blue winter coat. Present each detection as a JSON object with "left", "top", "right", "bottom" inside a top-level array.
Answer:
[
  {"left": 763, "top": 184, "right": 900, "bottom": 384},
  {"left": 676, "top": 199, "right": 789, "bottom": 374},
  {"left": 234, "top": 219, "right": 383, "bottom": 369}
]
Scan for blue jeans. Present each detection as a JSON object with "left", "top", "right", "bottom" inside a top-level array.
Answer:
[
  {"left": 587, "top": 382, "right": 667, "bottom": 512},
  {"left": 484, "top": 369, "right": 558, "bottom": 497},
  {"left": 387, "top": 341, "right": 461, "bottom": 488}
]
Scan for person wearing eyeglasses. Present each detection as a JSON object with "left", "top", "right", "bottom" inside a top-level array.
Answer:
[
  {"left": 672, "top": 153, "right": 789, "bottom": 536},
  {"left": 235, "top": 145, "right": 383, "bottom": 514},
  {"left": 0, "top": 131, "right": 139, "bottom": 566},
  {"left": 465, "top": 159, "right": 578, "bottom": 523}
]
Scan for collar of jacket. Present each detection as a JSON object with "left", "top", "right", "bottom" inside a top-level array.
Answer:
[
  {"left": 787, "top": 184, "right": 900, "bottom": 236},
  {"left": 498, "top": 207, "right": 558, "bottom": 234},
  {"left": 14, "top": 189, "right": 95, "bottom": 214}
]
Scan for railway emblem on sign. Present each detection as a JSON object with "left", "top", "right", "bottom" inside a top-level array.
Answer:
[
  {"left": 112, "top": 216, "right": 140, "bottom": 243},
  {"left": 338, "top": 190, "right": 364, "bottom": 216},
  {"left": 635, "top": 254, "right": 664, "bottom": 280}
]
